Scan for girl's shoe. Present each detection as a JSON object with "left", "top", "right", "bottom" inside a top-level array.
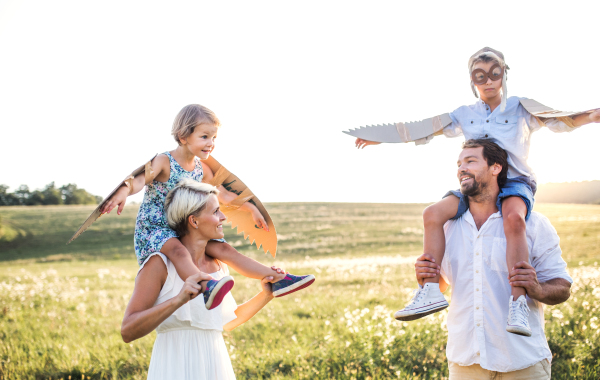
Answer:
[
  {"left": 272, "top": 274, "right": 315, "bottom": 297},
  {"left": 203, "top": 276, "right": 235, "bottom": 310},
  {"left": 394, "top": 283, "right": 449, "bottom": 321}
]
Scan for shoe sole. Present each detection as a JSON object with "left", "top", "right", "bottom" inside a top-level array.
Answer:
[
  {"left": 506, "top": 326, "right": 532, "bottom": 337},
  {"left": 273, "top": 275, "right": 316, "bottom": 297},
  {"left": 394, "top": 302, "right": 449, "bottom": 321},
  {"left": 205, "top": 276, "right": 235, "bottom": 310}
]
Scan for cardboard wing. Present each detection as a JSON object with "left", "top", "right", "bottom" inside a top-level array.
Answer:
[
  {"left": 520, "top": 98, "right": 597, "bottom": 120},
  {"left": 67, "top": 154, "right": 157, "bottom": 244},
  {"left": 343, "top": 114, "right": 453, "bottom": 145},
  {"left": 203, "top": 156, "right": 277, "bottom": 258}
]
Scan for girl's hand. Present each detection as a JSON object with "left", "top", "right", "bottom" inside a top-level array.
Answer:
[
  {"left": 251, "top": 209, "right": 269, "bottom": 232},
  {"left": 174, "top": 272, "right": 214, "bottom": 307},
  {"left": 355, "top": 138, "right": 381, "bottom": 149},
  {"left": 260, "top": 276, "right": 275, "bottom": 299},
  {"left": 590, "top": 109, "right": 600, "bottom": 123},
  {"left": 100, "top": 186, "right": 129, "bottom": 215},
  {"left": 270, "top": 266, "right": 286, "bottom": 275}
]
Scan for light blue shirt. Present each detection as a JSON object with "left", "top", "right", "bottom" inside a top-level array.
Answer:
[{"left": 442, "top": 96, "right": 579, "bottom": 181}]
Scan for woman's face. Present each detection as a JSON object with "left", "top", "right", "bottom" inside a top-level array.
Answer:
[{"left": 192, "top": 194, "right": 226, "bottom": 239}]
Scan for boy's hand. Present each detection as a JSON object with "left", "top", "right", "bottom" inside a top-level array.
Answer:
[
  {"left": 251, "top": 209, "right": 269, "bottom": 232},
  {"left": 100, "top": 186, "right": 129, "bottom": 215},
  {"left": 590, "top": 109, "right": 600, "bottom": 123},
  {"left": 355, "top": 138, "right": 381, "bottom": 149}
]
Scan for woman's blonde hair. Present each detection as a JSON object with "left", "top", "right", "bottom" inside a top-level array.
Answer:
[
  {"left": 171, "top": 104, "right": 221, "bottom": 145},
  {"left": 164, "top": 179, "right": 220, "bottom": 237}
]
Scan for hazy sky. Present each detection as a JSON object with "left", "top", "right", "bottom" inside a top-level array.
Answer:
[{"left": 1, "top": 0, "right": 598, "bottom": 203}]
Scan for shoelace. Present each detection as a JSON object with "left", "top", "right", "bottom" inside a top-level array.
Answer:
[
  {"left": 508, "top": 298, "right": 530, "bottom": 325},
  {"left": 406, "top": 287, "right": 428, "bottom": 307}
]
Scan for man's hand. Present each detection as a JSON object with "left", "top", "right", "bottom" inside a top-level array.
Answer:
[
  {"left": 508, "top": 261, "right": 542, "bottom": 299},
  {"left": 355, "top": 138, "right": 381, "bottom": 149},
  {"left": 414, "top": 253, "right": 440, "bottom": 287}
]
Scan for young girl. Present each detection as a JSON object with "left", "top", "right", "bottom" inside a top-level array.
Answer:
[
  {"left": 101, "top": 104, "right": 315, "bottom": 309},
  {"left": 347, "top": 47, "right": 600, "bottom": 336}
]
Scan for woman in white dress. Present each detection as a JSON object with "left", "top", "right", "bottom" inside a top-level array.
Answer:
[{"left": 121, "top": 179, "right": 278, "bottom": 379}]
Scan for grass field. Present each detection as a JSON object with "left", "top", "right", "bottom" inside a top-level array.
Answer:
[{"left": 1, "top": 203, "right": 599, "bottom": 379}]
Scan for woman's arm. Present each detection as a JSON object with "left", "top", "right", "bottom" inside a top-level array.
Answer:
[
  {"left": 223, "top": 276, "right": 274, "bottom": 332},
  {"left": 101, "top": 154, "right": 170, "bottom": 215},
  {"left": 120, "top": 256, "right": 210, "bottom": 342}
]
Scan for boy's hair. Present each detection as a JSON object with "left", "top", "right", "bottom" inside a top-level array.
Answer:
[
  {"left": 462, "top": 139, "right": 508, "bottom": 188},
  {"left": 468, "top": 47, "right": 509, "bottom": 112},
  {"left": 164, "top": 179, "right": 220, "bottom": 237},
  {"left": 171, "top": 104, "right": 221, "bottom": 145}
]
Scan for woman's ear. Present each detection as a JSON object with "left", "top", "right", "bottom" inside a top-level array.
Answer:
[{"left": 188, "top": 215, "right": 198, "bottom": 229}]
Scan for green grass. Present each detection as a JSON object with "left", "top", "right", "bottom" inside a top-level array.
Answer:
[{"left": 0, "top": 203, "right": 599, "bottom": 379}]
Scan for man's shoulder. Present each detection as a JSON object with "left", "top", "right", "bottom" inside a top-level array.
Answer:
[{"left": 526, "top": 211, "right": 557, "bottom": 235}]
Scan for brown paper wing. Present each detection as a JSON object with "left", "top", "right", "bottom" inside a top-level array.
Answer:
[
  {"left": 343, "top": 114, "right": 452, "bottom": 144},
  {"left": 67, "top": 155, "right": 157, "bottom": 244},
  {"left": 520, "top": 98, "right": 597, "bottom": 119},
  {"left": 203, "top": 156, "right": 277, "bottom": 257}
]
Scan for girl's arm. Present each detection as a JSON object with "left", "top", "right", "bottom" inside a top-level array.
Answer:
[
  {"left": 201, "top": 162, "right": 269, "bottom": 231},
  {"left": 101, "top": 154, "right": 170, "bottom": 215},
  {"left": 121, "top": 255, "right": 211, "bottom": 342},
  {"left": 223, "top": 276, "right": 274, "bottom": 331}
]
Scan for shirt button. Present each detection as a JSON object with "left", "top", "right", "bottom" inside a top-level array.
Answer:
[
  {"left": 485, "top": 134, "right": 488, "bottom": 137},
  {"left": 476, "top": 270, "right": 479, "bottom": 273},
  {"left": 476, "top": 307, "right": 479, "bottom": 310},
  {"left": 476, "top": 253, "right": 479, "bottom": 255},
  {"left": 486, "top": 120, "right": 489, "bottom": 123},
  {"left": 477, "top": 352, "right": 481, "bottom": 356},
  {"left": 476, "top": 288, "right": 479, "bottom": 291},
  {"left": 477, "top": 323, "right": 480, "bottom": 326},
  {"left": 505, "top": 120, "right": 508, "bottom": 123}
]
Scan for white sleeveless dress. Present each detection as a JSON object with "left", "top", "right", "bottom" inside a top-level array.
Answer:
[{"left": 139, "top": 253, "right": 238, "bottom": 380}]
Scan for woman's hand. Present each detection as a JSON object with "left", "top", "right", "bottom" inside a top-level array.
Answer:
[
  {"left": 355, "top": 138, "right": 381, "bottom": 149},
  {"left": 174, "top": 272, "right": 214, "bottom": 307},
  {"left": 260, "top": 276, "right": 275, "bottom": 300}
]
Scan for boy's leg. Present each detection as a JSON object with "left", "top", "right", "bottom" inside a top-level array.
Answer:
[
  {"left": 501, "top": 197, "right": 528, "bottom": 299},
  {"left": 422, "top": 195, "right": 461, "bottom": 284},
  {"left": 206, "top": 241, "right": 286, "bottom": 282},
  {"left": 161, "top": 238, "right": 210, "bottom": 291},
  {"left": 394, "top": 195, "right": 459, "bottom": 321}
]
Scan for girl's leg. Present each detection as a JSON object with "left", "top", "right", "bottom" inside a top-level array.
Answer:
[
  {"left": 161, "top": 238, "right": 210, "bottom": 291},
  {"left": 501, "top": 197, "right": 528, "bottom": 299},
  {"left": 206, "top": 241, "right": 286, "bottom": 282},
  {"left": 422, "top": 195, "right": 461, "bottom": 285}
]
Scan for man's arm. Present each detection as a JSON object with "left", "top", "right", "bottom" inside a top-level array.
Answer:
[{"left": 509, "top": 261, "right": 571, "bottom": 305}]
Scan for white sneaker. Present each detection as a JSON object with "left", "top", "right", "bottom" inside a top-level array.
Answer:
[
  {"left": 506, "top": 295, "right": 532, "bottom": 337},
  {"left": 394, "top": 283, "right": 449, "bottom": 321}
]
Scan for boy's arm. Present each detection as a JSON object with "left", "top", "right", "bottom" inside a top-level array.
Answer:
[
  {"left": 101, "top": 155, "right": 169, "bottom": 215},
  {"left": 572, "top": 109, "right": 600, "bottom": 127}
]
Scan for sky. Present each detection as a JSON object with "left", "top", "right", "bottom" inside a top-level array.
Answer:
[{"left": 1, "top": 0, "right": 598, "bottom": 204}]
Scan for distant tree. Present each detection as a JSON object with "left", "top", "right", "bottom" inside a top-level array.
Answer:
[
  {"left": 41, "top": 182, "right": 63, "bottom": 205},
  {"left": 0, "top": 185, "right": 19, "bottom": 206},
  {"left": 13, "top": 185, "right": 30, "bottom": 205},
  {"left": 60, "top": 183, "right": 99, "bottom": 205}
]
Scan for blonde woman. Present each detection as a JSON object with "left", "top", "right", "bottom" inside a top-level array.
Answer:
[{"left": 121, "top": 179, "right": 278, "bottom": 379}]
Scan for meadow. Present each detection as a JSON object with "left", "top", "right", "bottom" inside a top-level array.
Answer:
[{"left": 0, "top": 202, "right": 599, "bottom": 379}]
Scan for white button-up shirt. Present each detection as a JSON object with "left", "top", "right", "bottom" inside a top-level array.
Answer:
[
  {"left": 441, "top": 210, "right": 573, "bottom": 372},
  {"left": 442, "top": 96, "right": 579, "bottom": 181}
]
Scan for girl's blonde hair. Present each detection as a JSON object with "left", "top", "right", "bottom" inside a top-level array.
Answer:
[
  {"left": 171, "top": 104, "right": 221, "bottom": 145},
  {"left": 164, "top": 179, "right": 220, "bottom": 237}
]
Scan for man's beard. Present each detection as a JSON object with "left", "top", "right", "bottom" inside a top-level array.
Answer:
[{"left": 460, "top": 176, "right": 487, "bottom": 197}]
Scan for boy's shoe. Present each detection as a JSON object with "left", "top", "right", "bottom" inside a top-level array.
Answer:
[
  {"left": 203, "top": 276, "right": 235, "bottom": 310},
  {"left": 506, "top": 295, "right": 532, "bottom": 337},
  {"left": 272, "top": 274, "right": 315, "bottom": 297},
  {"left": 394, "top": 283, "right": 449, "bottom": 321}
]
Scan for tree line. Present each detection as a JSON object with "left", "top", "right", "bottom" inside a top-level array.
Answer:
[{"left": 0, "top": 182, "right": 102, "bottom": 206}]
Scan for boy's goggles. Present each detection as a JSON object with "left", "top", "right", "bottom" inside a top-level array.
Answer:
[{"left": 471, "top": 63, "right": 504, "bottom": 84}]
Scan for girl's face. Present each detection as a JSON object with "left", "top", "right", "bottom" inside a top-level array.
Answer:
[
  {"left": 181, "top": 123, "right": 218, "bottom": 160},
  {"left": 192, "top": 195, "right": 226, "bottom": 240},
  {"left": 472, "top": 61, "right": 503, "bottom": 100}
]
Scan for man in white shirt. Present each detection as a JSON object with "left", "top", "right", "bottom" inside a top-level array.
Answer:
[{"left": 414, "top": 138, "right": 572, "bottom": 379}]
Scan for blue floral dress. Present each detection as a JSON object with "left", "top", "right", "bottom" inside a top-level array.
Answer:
[{"left": 134, "top": 152, "right": 205, "bottom": 265}]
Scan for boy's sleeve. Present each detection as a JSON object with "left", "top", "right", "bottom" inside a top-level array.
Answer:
[
  {"left": 442, "top": 109, "right": 464, "bottom": 139},
  {"left": 520, "top": 97, "right": 582, "bottom": 134}
]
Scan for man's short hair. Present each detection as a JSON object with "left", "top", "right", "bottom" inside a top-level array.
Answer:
[{"left": 462, "top": 139, "right": 508, "bottom": 187}]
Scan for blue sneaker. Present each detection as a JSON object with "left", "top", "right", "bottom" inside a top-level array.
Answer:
[
  {"left": 271, "top": 274, "right": 315, "bottom": 297},
  {"left": 203, "top": 276, "right": 235, "bottom": 310}
]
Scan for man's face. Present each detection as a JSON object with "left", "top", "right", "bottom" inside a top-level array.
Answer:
[{"left": 457, "top": 147, "right": 497, "bottom": 197}]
